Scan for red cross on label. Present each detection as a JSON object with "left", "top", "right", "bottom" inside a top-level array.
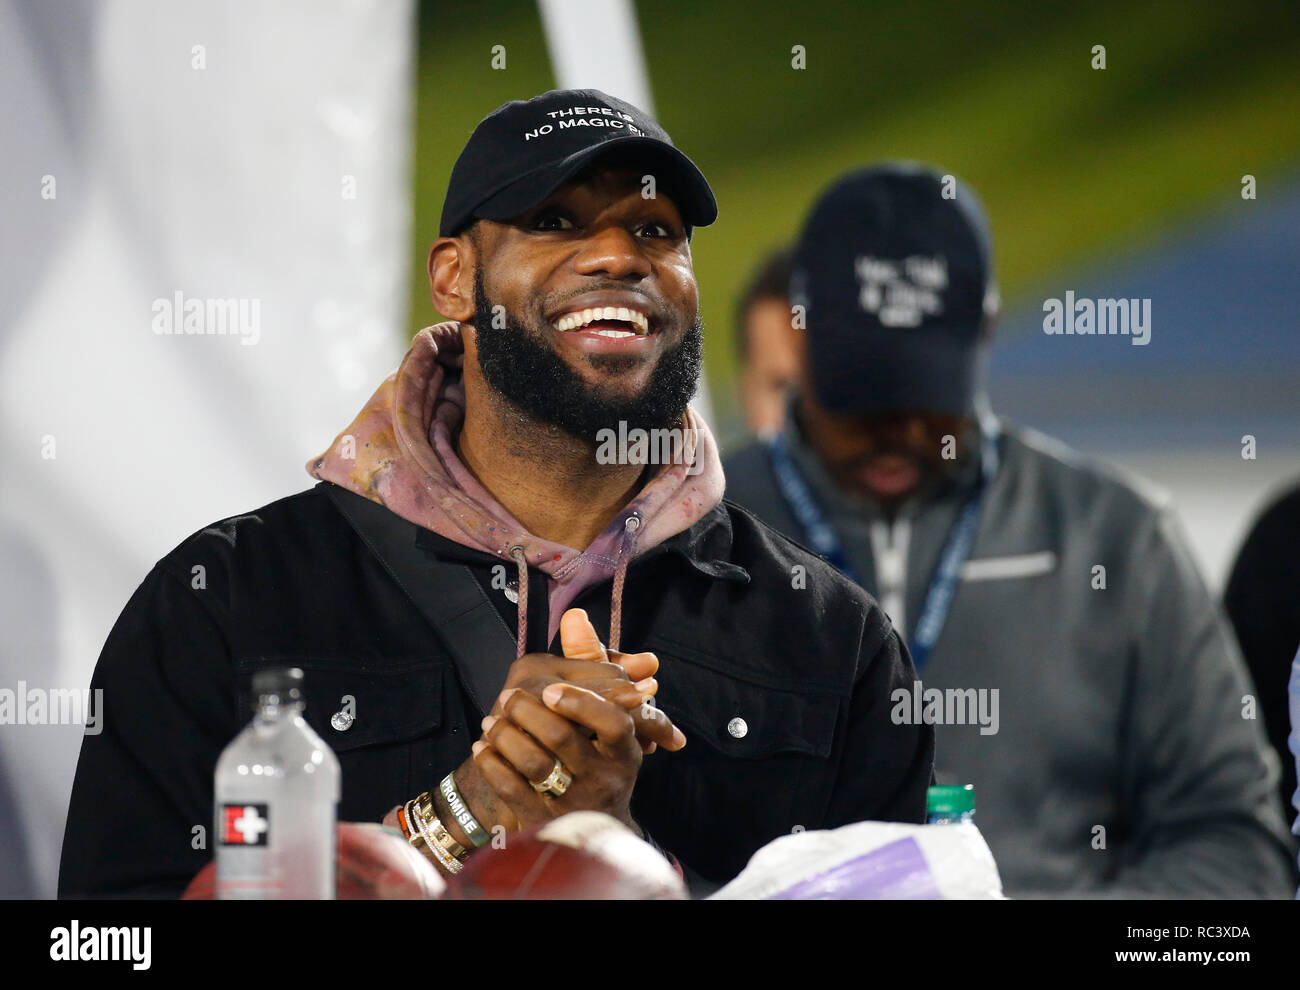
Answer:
[{"left": 221, "top": 803, "right": 270, "bottom": 846}]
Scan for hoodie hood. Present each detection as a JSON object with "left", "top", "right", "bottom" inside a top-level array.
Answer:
[{"left": 307, "top": 321, "right": 725, "bottom": 652}]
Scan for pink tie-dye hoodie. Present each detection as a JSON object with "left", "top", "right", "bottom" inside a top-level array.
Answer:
[{"left": 306, "top": 322, "right": 725, "bottom": 656}]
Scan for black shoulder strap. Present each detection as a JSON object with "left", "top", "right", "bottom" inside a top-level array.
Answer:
[{"left": 321, "top": 482, "right": 517, "bottom": 720}]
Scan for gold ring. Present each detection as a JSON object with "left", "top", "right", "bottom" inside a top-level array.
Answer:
[{"left": 531, "top": 757, "right": 572, "bottom": 797}]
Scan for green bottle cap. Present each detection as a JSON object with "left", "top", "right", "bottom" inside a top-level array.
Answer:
[{"left": 927, "top": 784, "right": 975, "bottom": 815}]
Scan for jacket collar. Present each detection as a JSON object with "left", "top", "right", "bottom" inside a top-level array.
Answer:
[
  {"left": 414, "top": 502, "right": 750, "bottom": 585},
  {"left": 644, "top": 503, "right": 751, "bottom": 583}
]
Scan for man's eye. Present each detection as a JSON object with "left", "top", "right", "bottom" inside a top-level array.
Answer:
[
  {"left": 637, "top": 221, "right": 673, "bottom": 239},
  {"left": 532, "top": 212, "right": 575, "bottom": 231}
]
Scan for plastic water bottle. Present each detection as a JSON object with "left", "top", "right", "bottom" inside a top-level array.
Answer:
[
  {"left": 215, "top": 667, "right": 340, "bottom": 899},
  {"left": 927, "top": 784, "right": 975, "bottom": 825}
]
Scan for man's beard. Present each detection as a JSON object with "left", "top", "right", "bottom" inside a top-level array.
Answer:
[{"left": 472, "top": 273, "right": 703, "bottom": 441}]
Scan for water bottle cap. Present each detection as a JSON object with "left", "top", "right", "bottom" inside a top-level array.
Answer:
[
  {"left": 252, "top": 667, "right": 303, "bottom": 704},
  {"left": 926, "top": 784, "right": 975, "bottom": 815}
]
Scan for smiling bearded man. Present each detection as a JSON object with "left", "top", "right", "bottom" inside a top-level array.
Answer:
[
  {"left": 470, "top": 242, "right": 704, "bottom": 440},
  {"left": 59, "top": 89, "right": 933, "bottom": 900}
]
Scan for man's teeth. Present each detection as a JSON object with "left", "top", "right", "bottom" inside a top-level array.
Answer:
[{"left": 553, "top": 306, "right": 650, "bottom": 334}]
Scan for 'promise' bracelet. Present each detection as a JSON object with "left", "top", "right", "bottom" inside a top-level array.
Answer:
[{"left": 440, "top": 772, "right": 490, "bottom": 848}]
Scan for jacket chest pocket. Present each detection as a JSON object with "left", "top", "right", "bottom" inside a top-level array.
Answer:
[
  {"left": 635, "top": 638, "right": 844, "bottom": 869},
  {"left": 235, "top": 657, "right": 448, "bottom": 823}
]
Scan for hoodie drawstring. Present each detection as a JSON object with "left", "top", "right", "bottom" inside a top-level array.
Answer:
[
  {"left": 609, "top": 514, "right": 641, "bottom": 654},
  {"left": 510, "top": 512, "right": 641, "bottom": 658},
  {"left": 509, "top": 545, "right": 528, "bottom": 659}
]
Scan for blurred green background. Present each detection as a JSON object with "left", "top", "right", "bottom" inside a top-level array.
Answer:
[{"left": 410, "top": 0, "right": 1300, "bottom": 447}]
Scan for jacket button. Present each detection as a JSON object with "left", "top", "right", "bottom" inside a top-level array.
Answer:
[
  {"left": 330, "top": 710, "right": 354, "bottom": 731},
  {"left": 727, "top": 717, "right": 748, "bottom": 739}
]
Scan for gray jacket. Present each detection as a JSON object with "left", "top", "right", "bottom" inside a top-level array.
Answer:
[{"left": 724, "top": 409, "right": 1295, "bottom": 897}]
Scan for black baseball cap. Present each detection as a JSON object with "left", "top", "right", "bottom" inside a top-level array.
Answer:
[
  {"left": 791, "top": 162, "right": 998, "bottom": 417},
  {"left": 439, "top": 88, "right": 718, "bottom": 238}
]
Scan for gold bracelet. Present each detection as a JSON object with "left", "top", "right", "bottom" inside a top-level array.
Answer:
[
  {"left": 426, "top": 831, "right": 464, "bottom": 876},
  {"left": 419, "top": 790, "right": 469, "bottom": 860},
  {"left": 430, "top": 817, "right": 466, "bottom": 861},
  {"left": 406, "top": 792, "right": 466, "bottom": 875},
  {"left": 409, "top": 804, "right": 461, "bottom": 875}
]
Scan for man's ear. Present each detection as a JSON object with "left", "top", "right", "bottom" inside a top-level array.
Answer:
[{"left": 428, "top": 235, "right": 475, "bottom": 321}]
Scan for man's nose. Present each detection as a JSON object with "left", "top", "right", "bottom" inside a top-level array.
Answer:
[
  {"left": 861, "top": 418, "right": 919, "bottom": 452},
  {"left": 572, "top": 226, "right": 652, "bottom": 280}
]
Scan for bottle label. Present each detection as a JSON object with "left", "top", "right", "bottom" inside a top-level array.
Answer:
[{"left": 220, "top": 803, "right": 271, "bottom": 846}]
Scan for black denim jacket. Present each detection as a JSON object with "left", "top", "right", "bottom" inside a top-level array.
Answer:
[{"left": 59, "top": 482, "right": 932, "bottom": 897}]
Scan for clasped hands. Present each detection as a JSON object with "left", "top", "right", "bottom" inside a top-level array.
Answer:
[{"left": 444, "top": 607, "right": 687, "bottom": 844}]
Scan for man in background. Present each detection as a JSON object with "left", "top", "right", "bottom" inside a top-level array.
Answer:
[
  {"left": 724, "top": 162, "right": 1294, "bottom": 897},
  {"left": 734, "top": 246, "right": 801, "bottom": 436}
]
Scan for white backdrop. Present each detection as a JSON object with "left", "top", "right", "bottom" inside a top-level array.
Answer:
[
  {"left": 538, "top": 0, "right": 715, "bottom": 426},
  {"left": 0, "top": 0, "right": 413, "bottom": 896}
]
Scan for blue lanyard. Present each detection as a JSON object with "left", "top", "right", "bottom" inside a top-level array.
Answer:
[
  {"left": 764, "top": 430, "right": 864, "bottom": 585},
  {"left": 764, "top": 417, "right": 1001, "bottom": 672}
]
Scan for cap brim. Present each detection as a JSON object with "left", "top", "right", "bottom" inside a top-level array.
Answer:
[
  {"left": 810, "top": 328, "right": 981, "bottom": 418},
  {"left": 470, "top": 137, "right": 718, "bottom": 230}
]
